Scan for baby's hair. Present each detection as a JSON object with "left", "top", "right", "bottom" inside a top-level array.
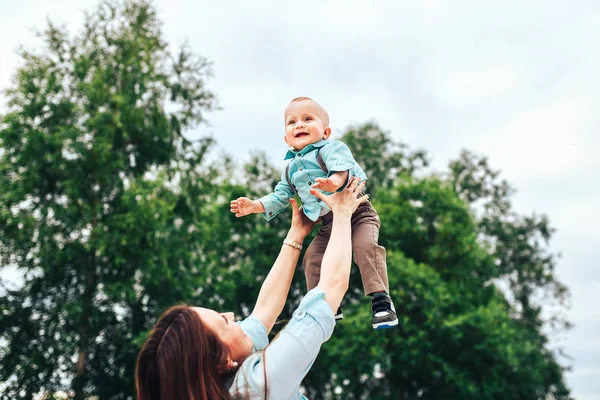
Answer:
[
  {"left": 290, "top": 96, "right": 314, "bottom": 103},
  {"left": 288, "top": 97, "right": 329, "bottom": 126}
]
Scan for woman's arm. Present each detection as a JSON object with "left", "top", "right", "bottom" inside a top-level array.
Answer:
[
  {"left": 250, "top": 198, "right": 314, "bottom": 333},
  {"left": 311, "top": 177, "right": 368, "bottom": 313}
]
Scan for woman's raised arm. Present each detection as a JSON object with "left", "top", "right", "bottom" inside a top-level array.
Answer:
[
  {"left": 250, "top": 198, "right": 314, "bottom": 333},
  {"left": 310, "top": 177, "right": 368, "bottom": 313}
]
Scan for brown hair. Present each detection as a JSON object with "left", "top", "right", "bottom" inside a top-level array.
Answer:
[
  {"left": 135, "top": 304, "right": 236, "bottom": 400},
  {"left": 288, "top": 96, "right": 330, "bottom": 126}
]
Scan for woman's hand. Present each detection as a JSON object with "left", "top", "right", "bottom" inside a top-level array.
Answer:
[
  {"left": 287, "top": 198, "right": 315, "bottom": 242},
  {"left": 310, "top": 176, "right": 368, "bottom": 217}
]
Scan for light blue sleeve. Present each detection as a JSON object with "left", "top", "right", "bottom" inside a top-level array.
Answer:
[
  {"left": 238, "top": 316, "right": 269, "bottom": 352},
  {"left": 321, "top": 141, "right": 358, "bottom": 191},
  {"left": 257, "top": 167, "right": 295, "bottom": 221},
  {"left": 232, "top": 288, "right": 335, "bottom": 399}
]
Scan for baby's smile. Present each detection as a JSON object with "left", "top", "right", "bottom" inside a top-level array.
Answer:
[{"left": 294, "top": 132, "right": 309, "bottom": 138}]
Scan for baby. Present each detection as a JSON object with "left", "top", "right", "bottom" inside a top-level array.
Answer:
[{"left": 230, "top": 97, "right": 397, "bottom": 329}]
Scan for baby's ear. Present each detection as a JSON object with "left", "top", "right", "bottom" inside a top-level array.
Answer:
[
  {"left": 323, "top": 127, "right": 332, "bottom": 139},
  {"left": 284, "top": 135, "right": 289, "bottom": 145}
]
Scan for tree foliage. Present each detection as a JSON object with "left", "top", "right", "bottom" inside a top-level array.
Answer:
[
  {"left": 298, "top": 126, "right": 571, "bottom": 400},
  {"left": 0, "top": 1, "right": 216, "bottom": 398},
  {"left": 0, "top": 2, "right": 572, "bottom": 399}
]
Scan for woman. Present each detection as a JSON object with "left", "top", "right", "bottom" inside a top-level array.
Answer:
[{"left": 136, "top": 177, "right": 368, "bottom": 399}]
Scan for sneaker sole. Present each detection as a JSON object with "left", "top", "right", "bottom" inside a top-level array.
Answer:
[
  {"left": 334, "top": 313, "right": 343, "bottom": 321},
  {"left": 373, "top": 319, "right": 399, "bottom": 330}
]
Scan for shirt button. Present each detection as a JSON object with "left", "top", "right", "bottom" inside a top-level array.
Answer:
[
  {"left": 269, "top": 212, "right": 273, "bottom": 216},
  {"left": 308, "top": 181, "right": 312, "bottom": 185},
  {"left": 317, "top": 199, "right": 322, "bottom": 202},
  {"left": 296, "top": 310, "right": 306, "bottom": 319},
  {"left": 299, "top": 167, "right": 303, "bottom": 171}
]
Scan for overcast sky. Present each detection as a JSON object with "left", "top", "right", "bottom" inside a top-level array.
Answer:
[{"left": 1, "top": 0, "right": 599, "bottom": 398}]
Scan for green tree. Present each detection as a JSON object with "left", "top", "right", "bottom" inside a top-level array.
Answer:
[
  {"left": 299, "top": 124, "right": 571, "bottom": 399},
  {"left": 0, "top": 6, "right": 573, "bottom": 397},
  {"left": 0, "top": 1, "right": 216, "bottom": 398},
  {"left": 339, "top": 121, "right": 429, "bottom": 199},
  {"left": 448, "top": 150, "right": 570, "bottom": 330}
]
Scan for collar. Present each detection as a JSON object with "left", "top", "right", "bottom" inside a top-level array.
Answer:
[{"left": 284, "top": 139, "right": 329, "bottom": 160}]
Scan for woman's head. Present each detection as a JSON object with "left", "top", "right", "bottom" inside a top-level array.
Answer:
[
  {"left": 136, "top": 305, "right": 254, "bottom": 400},
  {"left": 193, "top": 307, "right": 254, "bottom": 366}
]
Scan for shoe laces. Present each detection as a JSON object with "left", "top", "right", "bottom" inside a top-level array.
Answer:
[{"left": 372, "top": 298, "right": 392, "bottom": 314}]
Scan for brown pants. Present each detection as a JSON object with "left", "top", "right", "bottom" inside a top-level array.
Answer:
[{"left": 302, "top": 200, "right": 389, "bottom": 296}]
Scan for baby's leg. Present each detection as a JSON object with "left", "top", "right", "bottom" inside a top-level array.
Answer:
[
  {"left": 302, "top": 216, "right": 332, "bottom": 291},
  {"left": 351, "top": 202, "right": 389, "bottom": 295},
  {"left": 351, "top": 202, "right": 397, "bottom": 329}
]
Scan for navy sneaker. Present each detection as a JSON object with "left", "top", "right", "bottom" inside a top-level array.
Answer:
[{"left": 372, "top": 294, "right": 398, "bottom": 330}]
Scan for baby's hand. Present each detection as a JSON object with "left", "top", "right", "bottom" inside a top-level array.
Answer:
[
  {"left": 311, "top": 177, "right": 341, "bottom": 193},
  {"left": 230, "top": 197, "right": 257, "bottom": 218}
]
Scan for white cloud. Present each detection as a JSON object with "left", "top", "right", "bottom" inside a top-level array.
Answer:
[
  {"left": 478, "top": 95, "right": 596, "bottom": 178},
  {"left": 441, "top": 63, "right": 524, "bottom": 107}
]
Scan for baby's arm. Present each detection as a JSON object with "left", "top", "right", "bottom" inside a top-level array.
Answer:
[
  {"left": 311, "top": 141, "right": 361, "bottom": 193},
  {"left": 231, "top": 169, "right": 295, "bottom": 219},
  {"left": 230, "top": 197, "right": 265, "bottom": 218},
  {"left": 311, "top": 171, "right": 349, "bottom": 192}
]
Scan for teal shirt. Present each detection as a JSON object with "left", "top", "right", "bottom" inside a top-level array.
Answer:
[{"left": 258, "top": 140, "right": 368, "bottom": 222}]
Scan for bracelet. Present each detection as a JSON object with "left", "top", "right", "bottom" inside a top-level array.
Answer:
[{"left": 283, "top": 239, "right": 303, "bottom": 251}]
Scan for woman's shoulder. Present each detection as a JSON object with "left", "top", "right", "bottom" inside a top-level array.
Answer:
[
  {"left": 229, "top": 353, "right": 308, "bottom": 400},
  {"left": 229, "top": 289, "right": 333, "bottom": 399},
  {"left": 227, "top": 352, "right": 263, "bottom": 397}
]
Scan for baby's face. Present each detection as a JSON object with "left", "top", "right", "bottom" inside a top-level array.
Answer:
[{"left": 284, "top": 100, "right": 331, "bottom": 151}]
